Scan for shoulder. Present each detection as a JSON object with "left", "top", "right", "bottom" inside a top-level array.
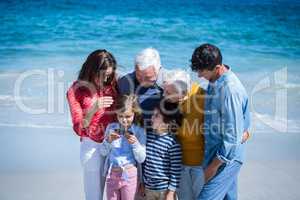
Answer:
[
  {"left": 180, "top": 82, "right": 205, "bottom": 111},
  {"left": 117, "top": 72, "right": 136, "bottom": 94},
  {"left": 190, "top": 82, "right": 200, "bottom": 93},
  {"left": 168, "top": 134, "right": 180, "bottom": 145},
  {"left": 67, "top": 81, "right": 80, "bottom": 93},
  {"left": 223, "top": 72, "right": 247, "bottom": 97},
  {"left": 106, "top": 122, "right": 120, "bottom": 131},
  {"left": 130, "top": 124, "right": 146, "bottom": 136},
  {"left": 161, "top": 134, "right": 179, "bottom": 147},
  {"left": 118, "top": 72, "right": 135, "bottom": 85},
  {"left": 165, "top": 135, "right": 181, "bottom": 152},
  {"left": 185, "top": 82, "right": 205, "bottom": 98},
  {"left": 67, "top": 81, "right": 92, "bottom": 99}
]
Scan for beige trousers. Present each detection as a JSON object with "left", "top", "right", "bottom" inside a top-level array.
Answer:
[{"left": 144, "top": 188, "right": 167, "bottom": 200}]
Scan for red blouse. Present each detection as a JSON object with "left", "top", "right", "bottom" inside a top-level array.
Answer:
[{"left": 66, "top": 81, "right": 117, "bottom": 143}]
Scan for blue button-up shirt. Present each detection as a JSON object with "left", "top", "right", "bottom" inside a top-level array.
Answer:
[{"left": 203, "top": 67, "right": 250, "bottom": 168}]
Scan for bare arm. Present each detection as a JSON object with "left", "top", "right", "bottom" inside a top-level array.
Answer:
[{"left": 83, "top": 96, "right": 114, "bottom": 128}]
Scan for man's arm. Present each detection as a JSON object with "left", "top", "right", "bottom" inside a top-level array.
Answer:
[
  {"left": 204, "top": 157, "right": 224, "bottom": 183},
  {"left": 242, "top": 97, "right": 251, "bottom": 143},
  {"left": 216, "top": 91, "right": 244, "bottom": 163},
  {"left": 82, "top": 96, "right": 114, "bottom": 129},
  {"left": 205, "top": 91, "right": 245, "bottom": 182}
]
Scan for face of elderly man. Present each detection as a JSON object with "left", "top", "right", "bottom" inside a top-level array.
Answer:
[{"left": 135, "top": 65, "right": 158, "bottom": 87}]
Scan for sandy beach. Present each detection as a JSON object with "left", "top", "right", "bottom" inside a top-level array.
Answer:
[{"left": 0, "top": 126, "right": 299, "bottom": 200}]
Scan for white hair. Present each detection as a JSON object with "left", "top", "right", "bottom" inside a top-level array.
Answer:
[
  {"left": 135, "top": 48, "right": 161, "bottom": 72},
  {"left": 163, "top": 69, "right": 191, "bottom": 94}
]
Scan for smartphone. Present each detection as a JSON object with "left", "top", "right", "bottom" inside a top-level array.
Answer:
[
  {"left": 115, "top": 127, "right": 126, "bottom": 136},
  {"left": 126, "top": 130, "right": 134, "bottom": 135},
  {"left": 114, "top": 128, "right": 120, "bottom": 134}
]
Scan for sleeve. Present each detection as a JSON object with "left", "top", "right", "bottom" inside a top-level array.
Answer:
[
  {"left": 86, "top": 86, "right": 118, "bottom": 138},
  {"left": 99, "top": 124, "right": 113, "bottom": 156},
  {"left": 243, "top": 97, "right": 251, "bottom": 132},
  {"left": 131, "top": 127, "right": 146, "bottom": 163},
  {"left": 86, "top": 106, "right": 105, "bottom": 137},
  {"left": 168, "top": 142, "right": 182, "bottom": 191},
  {"left": 216, "top": 91, "right": 245, "bottom": 163},
  {"left": 66, "top": 86, "right": 84, "bottom": 136}
]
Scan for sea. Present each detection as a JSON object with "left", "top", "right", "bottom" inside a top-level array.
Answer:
[{"left": 0, "top": 0, "right": 299, "bottom": 199}]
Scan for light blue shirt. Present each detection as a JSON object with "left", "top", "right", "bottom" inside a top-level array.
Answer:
[
  {"left": 99, "top": 122, "right": 146, "bottom": 177},
  {"left": 203, "top": 67, "right": 250, "bottom": 168}
]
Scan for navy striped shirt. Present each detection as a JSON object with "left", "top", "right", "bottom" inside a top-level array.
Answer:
[{"left": 143, "top": 132, "right": 182, "bottom": 191}]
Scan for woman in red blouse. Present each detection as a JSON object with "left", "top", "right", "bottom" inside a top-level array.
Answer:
[{"left": 67, "top": 49, "right": 118, "bottom": 200}]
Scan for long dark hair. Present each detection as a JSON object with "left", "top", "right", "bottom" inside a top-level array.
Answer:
[{"left": 78, "top": 49, "right": 117, "bottom": 88}]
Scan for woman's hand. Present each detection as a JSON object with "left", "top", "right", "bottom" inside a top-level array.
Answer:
[
  {"left": 83, "top": 96, "right": 114, "bottom": 128},
  {"left": 241, "top": 131, "right": 251, "bottom": 144},
  {"left": 125, "top": 133, "right": 138, "bottom": 144},
  {"left": 164, "top": 190, "right": 175, "bottom": 200},
  {"left": 138, "top": 183, "right": 146, "bottom": 197},
  {"left": 96, "top": 96, "right": 114, "bottom": 109},
  {"left": 107, "top": 132, "right": 120, "bottom": 143}
]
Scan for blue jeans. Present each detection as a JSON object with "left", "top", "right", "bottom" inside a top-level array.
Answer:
[
  {"left": 178, "top": 165, "right": 205, "bottom": 200},
  {"left": 197, "top": 161, "right": 242, "bottom": 200}
]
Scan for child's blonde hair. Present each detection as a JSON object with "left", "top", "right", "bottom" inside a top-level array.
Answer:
[{"left": 115, "top": 95, "right": 143, "bottom": 126}]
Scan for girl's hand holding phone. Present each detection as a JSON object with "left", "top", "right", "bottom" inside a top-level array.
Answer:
[{"left": 125, "top": 132, "right": 137, "bottom": 144}]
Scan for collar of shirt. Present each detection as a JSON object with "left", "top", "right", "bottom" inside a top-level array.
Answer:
[
  {"left": 209, "top": 65, "right": 232, "bottom": 92},
  {"left": 152, "top": 131, "right": 169, "bottom": 137}
]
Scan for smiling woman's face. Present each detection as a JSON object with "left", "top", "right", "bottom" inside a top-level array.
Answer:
[{"left": 94, "top": 66, "right": 114, "bottom": 87}]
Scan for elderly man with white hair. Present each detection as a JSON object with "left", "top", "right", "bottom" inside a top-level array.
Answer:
[{"left": 118, "top": 48, "right": 163, "bottom": 129}]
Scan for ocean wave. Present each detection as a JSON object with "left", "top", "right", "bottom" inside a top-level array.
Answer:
[
  {"left": 0, "top": 71, "right": 22, "bottom": 78},
  {"left": 253, "top": 113, "right": 300, "bottom": 133},
  {"left": 0, "top": 95, "right": 35, "bottom": 102},
  {"left": 0, "top": 122, "right": 70, "bottom": 129},
  {"left": 281, "top": 83, "right": 300, "bottom": 89}
]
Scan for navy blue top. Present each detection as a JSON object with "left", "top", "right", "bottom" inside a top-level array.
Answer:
[
  {"left": 118, "top": 72, "right": 163, "bottom": 129},
  {"left": 143, "top": 132, "right": 182, "bottom": 191}
]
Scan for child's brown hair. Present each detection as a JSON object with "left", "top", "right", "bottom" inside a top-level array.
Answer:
[{"left": 155, "top": 99, "right": 183, "bottom": 133}]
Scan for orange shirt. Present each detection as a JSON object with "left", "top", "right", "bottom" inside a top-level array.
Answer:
[{"left": 177, "top": 83, "right": 205, "bottom": 166}]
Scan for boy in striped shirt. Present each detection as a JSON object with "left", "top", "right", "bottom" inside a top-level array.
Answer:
[{"left": 142, "top": 101, "right": 182, "bottom": 200}]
